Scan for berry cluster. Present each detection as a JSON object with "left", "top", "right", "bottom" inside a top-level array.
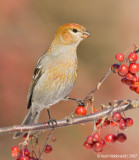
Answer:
[
  {"left": 83, "top": 112, "right": 133, "bottom": 153},
  {"left": 12, "top": 146, "right": 31, "bottom": 160},
  {"left": 11, "top": 134, "right": 53, "bottom": 160},
  {"left": 12, "top": 145, "right": 52, "bottom": 160},
  {"left": 84, "top": 133, "right": 105, "bottom": 152},
  {"left": 111, "top": 51, "right": 139, "bottom": 93}
]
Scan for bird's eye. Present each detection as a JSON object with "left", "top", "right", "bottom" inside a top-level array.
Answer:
[{"left": 72, "top": 29, "right": 78, "bottom": 33}]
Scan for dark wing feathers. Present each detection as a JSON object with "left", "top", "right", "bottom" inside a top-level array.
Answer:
[
  {"left": 27, "top": 67, "right": 42, "bottom": 109},
  {"left": 27, "top": 53, "right": 46, "bottom": 109}
]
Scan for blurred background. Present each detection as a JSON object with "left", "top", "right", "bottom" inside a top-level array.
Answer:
[{"left": 0, "top": 0, "right": 139, "bottom": 160}]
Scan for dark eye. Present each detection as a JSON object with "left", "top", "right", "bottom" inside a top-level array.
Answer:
[{"left": 72, "top": 29, "right": 78, "bottom": 33}]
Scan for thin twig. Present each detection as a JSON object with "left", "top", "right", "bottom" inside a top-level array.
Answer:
[
  {"left": 0, "top": 99, "right": 138, "bottom": 135},
  {"left": 83, "top": 67, "right": 112, "bottom": 103},
  {"left": 39, "top": 128, "right": 54, "bottom": 160}
]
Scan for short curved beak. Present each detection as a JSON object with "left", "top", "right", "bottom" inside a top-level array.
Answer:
[{"left": 82, "top": 30, "right": 91, "bottom": 38}]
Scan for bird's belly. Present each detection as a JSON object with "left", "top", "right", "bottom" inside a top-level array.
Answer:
[{"left": 32, "top": 65, "right": 77, "bottom": 109}]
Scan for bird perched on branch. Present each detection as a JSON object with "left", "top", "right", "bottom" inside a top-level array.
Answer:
[{"left": 13, "top": 23, "right": 91, "bottom": 139}]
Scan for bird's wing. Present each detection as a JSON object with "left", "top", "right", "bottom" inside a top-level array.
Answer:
[{"left": 27, "top": 54, "right": 45, "bottom": 109}]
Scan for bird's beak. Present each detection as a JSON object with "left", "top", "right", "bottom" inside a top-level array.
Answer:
[{"left": 82, "top": 30, "right": 91, "bottom": 38}]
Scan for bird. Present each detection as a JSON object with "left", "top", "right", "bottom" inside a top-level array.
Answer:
[{"left": 13, "top": 23, "right": 91, "bottom": 139}]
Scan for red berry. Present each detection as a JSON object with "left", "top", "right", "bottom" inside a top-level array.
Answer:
[
  {"left": 105, "top": 134, "right": 116, "bottom": 144},
  {"left": 16, "top": 155, "right": 22, "bottom": 160},
  {"left": 99, "top": 139, "right": 106, "bottom": 147},
  {"left": 110, "top": 121, "right": 118, "bottom": 127},
  {"left": 134, "top": 81, "right": 139, "bottom": 87},
  {"left": 126, "top": 72, "right": 136, "bottom": 80},
  {"left": 103, "top": 119, "right": 110, "bottom": 126},
  {"left": 19, "top": 156, "right": 30, "bottom": 160},
  {"left": 52, "top": 137, "right": 57, "bottom": 142},
  {"left": 12, "top": 152, "right": 18, "bottom": 157},
  {"left": 121, "top": 78, "right": 133, "bottom": 86},
  {"left": 125, "top": 118, "right": 133, "bottom": 127},
  {"left": 45, "top": 145, "right": 52, "bottom": 153},
  {"left": 115, "top": 53, "right": 124, "bottom": 62},
  {"left": 96, "top": 119, "right": 102, "bottom": 126},
  {"left": 23, "top": 133, "right": 31, "bottom": 140},
  {"left": 111, "top": 64, "right": 120, "bottom": 73},
  {"left": 11, "top": 146, "right": 19, "bottom": 157},
  {"left": 92, "top": 132, "right": 101, "bottom": 142},
  {"left": 132, "top": 76, "right": 139, "bottom": 82},
  {"left": 12, "top": 146, "right": 19, "bottom": 153},
  {"left": 92, "top": 141, "right": 103, "bottom": 153},
  {"left": 116, "top": 133, "right": 127, "bottom": 143},
  {"left": 128, "top": 52, "right": 138, "bottom": 62},
  {"left": 135, "top": 87, "right": 139, "bottom": 93},
  {"left": 83, "top": 141, "right": 93, "bottom": 150},
  {"left": 96, "top": 119, "right": 102, "bottom": 129},
  {"left": 119, "top": 118, "right": 127, "bottom": 130},
  {"left": 118, "top": 64, "right": 129, "bottom": 76},
  {"left": 75, "top": 106, "right": 87, "bottom": 116},
  {"left": 86, "top": 135, "right": 94, "bottom": 144},
  {"left": 129, "top": 85, "right": 137, "bottom": 91},
  {"left": 129, "top": 63, "right": 139, "bottom": 73},
  {"left": 20, "top": 148, "right": 30, "bottom": 157},
  {"left": 112, "top": 112, "right": 122, "bottom": 122}
]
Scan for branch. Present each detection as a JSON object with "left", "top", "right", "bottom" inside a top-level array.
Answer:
[
  {"left": 1, "top": 45, "right": 139, "bottom": 137},
  {"left": 0, "top": 99, "right": 138, "bottom": 135}
]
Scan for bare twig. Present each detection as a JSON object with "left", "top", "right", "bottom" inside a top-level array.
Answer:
[
  {"left": 39, "top": 128, "right": 54, "bottom": 160},
  {"left": 83, "top": 68, "right": 112, "bottom": 103},
  {"left": 0, "top": 99, "right": 138, "bottom": 135}
]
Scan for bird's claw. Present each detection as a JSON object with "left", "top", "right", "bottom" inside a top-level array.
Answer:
[
  {"left": 48, "top": 118, "right": 57, "bottom": 128},
  {"left": 66, "top": 97, "right": 85, "bottom": 106},
  {"left": 76, "top": 99, "right": 85, "bottom": 106}
]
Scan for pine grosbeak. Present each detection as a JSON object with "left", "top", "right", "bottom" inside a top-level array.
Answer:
[{"left": 13, "top": 23, "right": 91, "bottom": 138}]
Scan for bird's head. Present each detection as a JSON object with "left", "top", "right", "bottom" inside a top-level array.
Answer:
[{"left": 54, "top": 23, "right": 91, "bottom": 46}]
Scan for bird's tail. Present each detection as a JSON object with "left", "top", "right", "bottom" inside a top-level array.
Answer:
[{"left": 13, "top": 110, "right": 40, "bottom": 139}]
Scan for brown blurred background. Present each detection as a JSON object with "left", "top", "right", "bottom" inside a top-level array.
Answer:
[{"left": 0, "top": 0, "right": 139, "bottom": 160}]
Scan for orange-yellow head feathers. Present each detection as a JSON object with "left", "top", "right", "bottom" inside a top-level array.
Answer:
[{"left": 54, "top": 23, "right": 91, "bottom": 45}]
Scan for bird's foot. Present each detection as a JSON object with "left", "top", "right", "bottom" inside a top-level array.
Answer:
[
  {"left": 47, "top": 109, "right": 57, "bottom": 128},
  {"left": 48, "top": 118, "right": 57, "bottom": 128},
  {"left": 66, "top": 97, "right": 85, "bottom": 106},
  {"left": 75, "top": 99, "right": 84, "bottom": 106}
]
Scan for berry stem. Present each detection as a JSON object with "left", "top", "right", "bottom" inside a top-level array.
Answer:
[
  {"left": 83, "top": 67, "right": 112, "bottom": 104},
  {"left": 92, "top": 122, "right": 97, "bottom": 135},
  {"left": 123, "top": 44, "right": 134, "bottom": 56}
]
